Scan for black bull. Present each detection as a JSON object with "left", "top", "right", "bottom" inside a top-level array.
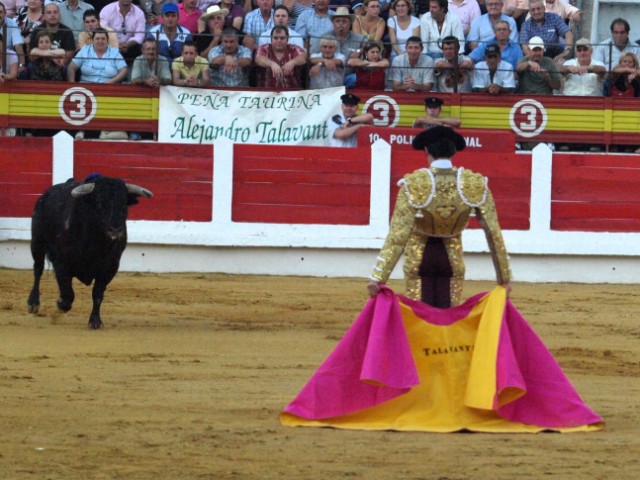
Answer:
[{"left": 27, "top": 176, "right": 153, "bottom": 329}]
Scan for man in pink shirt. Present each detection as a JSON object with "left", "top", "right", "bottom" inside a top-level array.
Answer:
[
  {"left": 448, "top": 0, "right": 481, "bottom": 37},
  {"left": 2, "top": 0, "right": 24, "bottom": 18},
  {"left": 178, "top": 0, "right": 201, "bottom": 33},
  {"left": 100, "top": 0, "right": 146, "bottom": 62}
]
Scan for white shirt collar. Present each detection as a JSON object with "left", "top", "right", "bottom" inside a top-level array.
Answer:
[{"left": 431, "top": 159, "right": 453, "bottom": 169}]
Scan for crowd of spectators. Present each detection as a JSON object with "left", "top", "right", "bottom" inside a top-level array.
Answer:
[
  {"left": 1, "top": 0, "right": 640, "bottom": 143},
  {"left": 1, "top": 0, "right": 639, "bottom": 97}
]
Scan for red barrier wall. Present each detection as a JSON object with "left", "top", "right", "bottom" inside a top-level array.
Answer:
[
  {"left": 233, "top": 144, "right": 372, "bottom": 225},
  {"left": 74, "top": 142, "right": 214, "bottom": 222},
  {"left": 0, "top": 137, "right": 53, "bottom": 218},
  {"left": 551, "top": 155, "right": 640, "bottom": 232},
  {"left": 3, "top": 138, "right": 640, "bottom": 234}
]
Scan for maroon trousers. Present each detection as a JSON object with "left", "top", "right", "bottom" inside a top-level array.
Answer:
[{"left": 419, "top": 237, "right": 453, "bottom": 309}]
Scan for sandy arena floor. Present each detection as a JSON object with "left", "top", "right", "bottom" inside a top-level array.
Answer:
[{"left": 1, "top": 269, "right": 638, "bottom": 479}]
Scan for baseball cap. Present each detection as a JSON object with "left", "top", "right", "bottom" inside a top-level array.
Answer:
[
  {"left": 162, "top": 3, "right": 179, "bottom": 15},
  {"left": 528, "top": 36, "right": 545, "bottom": 51},
  {"left": 485, "top": 44, "right": 501, "bottom": 56}
]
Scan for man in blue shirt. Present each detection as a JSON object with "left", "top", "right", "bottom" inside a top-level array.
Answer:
[
  {"left": 469, "top": 19, "right": 522, "bottom": 69},
  {"left": 466, "top": 0, "right": 518, "bottom": 52}
]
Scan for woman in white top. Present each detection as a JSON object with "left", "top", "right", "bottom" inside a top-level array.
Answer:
[{"left": 387, "top": 0, "right": 420, "bottom": 60}]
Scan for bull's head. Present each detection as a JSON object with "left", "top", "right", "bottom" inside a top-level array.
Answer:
[{"left": 71, "top": 179, "right": 153, "bottom": 241}]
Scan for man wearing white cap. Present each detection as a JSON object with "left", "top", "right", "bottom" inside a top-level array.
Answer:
[{"left": 516, "top": 35, "right": 561, "bottom": 94}]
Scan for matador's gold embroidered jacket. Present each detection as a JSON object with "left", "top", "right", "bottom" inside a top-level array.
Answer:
[{"left": 370, "top": 166, "right": 511, "bottom": 304}]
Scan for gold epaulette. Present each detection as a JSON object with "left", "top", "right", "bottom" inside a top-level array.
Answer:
[{"left": 457, "top": 168, "right": 488, "bottom": 207}]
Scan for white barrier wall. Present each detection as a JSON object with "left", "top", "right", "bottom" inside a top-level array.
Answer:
[{"left": 1, "top": 133, "right": 640, "bottom": 283}]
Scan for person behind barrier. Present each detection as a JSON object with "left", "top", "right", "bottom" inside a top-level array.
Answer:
[
  {"left": 308, "top": 37, "right": 345, "bottom": 89},
  {"left": 30, "top": 2, "right": 74, "bottom": 65},
  {"left": 386, "top": 0, "right": 419, "bottom": 62},
  {"left": 560, "top": 38, "right": 605, "bottom": 97},
  {"left": 328, "top": 93, "right": 374, "bottom": 148},
  {"left": 367, "top": 126, "right": 511, "bottom": 308},
  {"left": 16, "top": 0, "right": 45, "bottom": 57},
  {"left": 178, "top": 0, "right": 201, "bottom": 34},
  {"left": 99, "top": 0, "right": 146, "bottom": 64},
  {"left": 258, "top": 5, "right": 305, "bottom": 50},
  {"left": 434, "top": 35, "right": 474, "bottom": 92},
  {"left": 419, "top": 0, "right": 465, "bottom": 59},
  {"left": 294, "top": 0, "right": 334, "bottom": 53},
  {"left": 352, "top": 0, "right": 385, "bottom": 43},
  {"left": 172, "top": 39, "right": 210, "bottom": 86},
  {"left": 0, "top": 31, "right": 19, "bottom": 83},
  {"left": 471, "top": 42, "right": 515, "bottom": 93},
  {"left": 58, "top": 0, "right": 93, "bottom": 43},
  {"left": 195, "top": 5, "right": 227, "bottom": 58},
  {"left": 77, "top": 9, "right": 117, "bottom": 50},
  {"left": 519, "top": 0, "right": 573, "bottom": 62},
  {"left": 516, "top": 35, "right": 560, "bottom": 94},
  {"left": 348, "top": 40, "right": 388, "bottom": 89},
  {"left": 389, "top": 35, "right": 434, "bottom": 91},
  {"left": 147, "top": 3, "right": 192, "bottom": 68},
  {"left": 311, "top": 7, "right": 364, "bottom": 88},
  {"left": 209, "top": 27, "right": 252, "bottom": 87},
  {"left": 412, "top": 96, "right": 461, "bottom": 128},
  {"left": 448, "top": 0, "right": 481, "bottom": 37},
  {"left": 255, "top": 25, "right": 306, "bottom": 88},
  {"left": 67, "top": 27, "right": 127, "bottom": 83},
  {"left": 26, "top": 29, "right": 65, "bottom": 80},
  {"left": 242, "top": 0, "right": 274, "bottom": 52},
  {"left": 0, "top": 1, "right": 26, "bottom": 67},
  {"left": 469, "top": 18, "right": 521, "bottom": 69},
  {"left": 131, "top": 37, "right": 172, "bottom": 87},
  {"left": 593, "top": 18, "right": 640, "bottom": 75},
  {"left": 466, "top": 0, "right": 518, "bottom": 53}
]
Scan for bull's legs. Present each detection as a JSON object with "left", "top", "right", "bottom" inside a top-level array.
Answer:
[
  {"left": 54, "top": 269, "right": 75, "bottom": 313},
  {"left": 88, "top": 279, "right": 108, "bottom": 329},
  {"left": 27, "top": 243, "right": 47, "bottom": 314}
]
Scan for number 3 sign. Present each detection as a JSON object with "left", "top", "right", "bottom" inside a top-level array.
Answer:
[
  {"left": 509, "top": 99, "right": 548, "bottom": 138},
  {"left": 58, "top": 87, "right": 98, "bottom": 126}
]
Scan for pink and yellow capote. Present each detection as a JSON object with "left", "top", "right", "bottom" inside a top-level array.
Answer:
[{"left": 281, "top": 286, "right": 603, "bottom": 433}]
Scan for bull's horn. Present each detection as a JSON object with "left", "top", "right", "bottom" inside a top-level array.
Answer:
[
  {"left": 71, "top": 183, "right": 95, "bottom": 198},
  {"left": 126, "top": 184, "right": 153, "bottom": 198}
]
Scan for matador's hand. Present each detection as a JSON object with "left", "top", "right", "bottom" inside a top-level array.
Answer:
[{"left": 367, "top": 280, "right": 381, "bottom": 297}]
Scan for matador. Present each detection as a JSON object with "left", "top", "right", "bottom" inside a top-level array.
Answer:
[{"left": 367, "top": 127, "right": 511, "bottom": 308}]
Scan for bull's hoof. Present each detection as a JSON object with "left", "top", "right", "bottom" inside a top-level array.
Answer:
[
  {"left": 88, "top": 319, "right": 104, "bottom": 330},
  {"left": 28, "top": 303, "right": 39, "bottom": 314},
  {"left": 56, "top": 298, "right": 72, "bottom": 312}
]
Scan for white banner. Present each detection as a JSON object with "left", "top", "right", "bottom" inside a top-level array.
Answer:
[{"left": 158, "top": 86, "right": 345, "bottom": 146}]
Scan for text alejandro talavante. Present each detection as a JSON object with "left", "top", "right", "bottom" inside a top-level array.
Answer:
[{"left": 170, "top": 92, "right": 329, "bottom": 144}]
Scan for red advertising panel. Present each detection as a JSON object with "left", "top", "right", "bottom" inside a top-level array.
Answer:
[{"left": 358, "top": 127, "right": 516, "bottom": 152}]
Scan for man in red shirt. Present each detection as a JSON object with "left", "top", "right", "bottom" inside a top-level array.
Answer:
[
  {"left": 255, "top": 25, "right": 307, "bottom": 88},
  {"left": 178, "top": 0, "right": 200, "bottom": 33}
]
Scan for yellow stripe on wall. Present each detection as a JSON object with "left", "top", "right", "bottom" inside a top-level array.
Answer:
[
  {"left": 7, "top": 93, "right": 158, "bottom": 120},
  {"left": 398, "top": 103, "right": 640, "bottom": 133}
]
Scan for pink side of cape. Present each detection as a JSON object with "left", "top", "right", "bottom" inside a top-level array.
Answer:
[{"left": 282, "top": 287, "right": 602, "bottom": 428}]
